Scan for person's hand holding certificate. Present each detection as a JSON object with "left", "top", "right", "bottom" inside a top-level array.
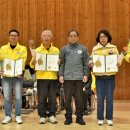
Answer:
[
  {"left": 35, "top": 53, "right": 59, "bottom": 71},
  {"left": 93, "top": 54, "right": 118, "bottom": 73},
  {"left": 3, "top": 58, "right": 23, "bottom": 77}
]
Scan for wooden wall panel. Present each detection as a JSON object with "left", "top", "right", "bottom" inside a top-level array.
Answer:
[{"left": 0, "top": 0, "right": 130, "bottom": 99}]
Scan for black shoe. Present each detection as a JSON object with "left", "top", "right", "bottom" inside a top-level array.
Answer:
[
  {"left": 76, "top": 117, "right": 86, "bottom": 125},
  {"left": 64, "top": 118, "right": 72, "bottom": 125}
]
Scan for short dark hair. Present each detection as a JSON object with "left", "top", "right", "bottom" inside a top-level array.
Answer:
[
  {"left": 96, "top": 29, "right": 112, "bottom": 43},
  {"left": 68, "top": 29, "right": 79, "bottom": 36},
  {"left": 9, "top": 29, "right": 19, "bottom": 36}
]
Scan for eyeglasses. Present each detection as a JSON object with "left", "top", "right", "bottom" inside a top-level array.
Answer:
[
  {"left": 99, "top": 35, "right": 107, "bottom": 39},
  {"left": 9, "top": 35, "right": 18, "bottom": 37},
  {"left": 69, "top": 35, "right": 78, "bottom": 38}
]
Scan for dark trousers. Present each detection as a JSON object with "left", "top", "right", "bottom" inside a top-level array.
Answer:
[
  {"left": 37, "top": 79, "right": 57, "bottom": 117},
  {"left": 83, "top": 92, "right": 89, "bottom": 110},
  {"left": 96, "top": 76, "right": 115, "bottom": 120},
  {"left": 64, "top": 80, "right": 84, "bottom": 118}
]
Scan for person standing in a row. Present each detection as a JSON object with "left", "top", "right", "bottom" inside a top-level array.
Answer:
[
  {"left": 0, "top": 29, "right": 27, "bottom": 124},
  {"left": 89, "top": 29, "right": 119, "bottom": 126},
  {"left": 59, "top": 30, "right": 89, "bottom": 125},
  {"left": 30, "top": 30, "right": 59, "bottom": 124}
]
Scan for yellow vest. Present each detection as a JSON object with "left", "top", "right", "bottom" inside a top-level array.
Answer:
[
  {"left": 1, "top": 42, "right": 27, "bottom": 72},
  {"left": 30, "top": 43, "right": 59, "bottom": 79},
  {"left": 91, "top": 72, "right": 96, "bottom": 90},
  {"left": 91, "top": 43, "right": 119, "bottom": 76}
]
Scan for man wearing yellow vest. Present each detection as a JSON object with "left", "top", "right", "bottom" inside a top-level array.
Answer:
[
  {"left": 0, "top": 29, "right": 27, "bottom": 124},
  {"left": 89, "top": 30, "right": 119, "bottom": 126},
  {"left": 30, "top": 30, "right": 59, "bottom": 124}
]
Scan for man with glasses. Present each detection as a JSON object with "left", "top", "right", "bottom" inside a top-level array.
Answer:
[{"left": 0, "top": 29, "right": 27, "bottom": 124}]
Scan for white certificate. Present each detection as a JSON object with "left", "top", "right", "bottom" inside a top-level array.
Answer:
[
  {"left": 106, "top": 54, "right": 118, "bottom": 72},
  {"left": 3, "top": 58, "right": 15, "bottom": 76},
  {"left": 47, "top": 55, "right": 59, "bottom": 71},
  {"left": 3, "top": 58, "right": 23, "bottom": 77},
  {"left": 35, "top": 53, "right": 46, "bottom": 71},
  {"left": 15, "top": 59, "right": 23, "bottom": 76},
  {"left": 93, "top": 55, "right": 105, "bottom": 73}
]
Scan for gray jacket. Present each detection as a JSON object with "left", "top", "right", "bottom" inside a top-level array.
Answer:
[{"left": 59, "top": 43, "right": 89, "bottom": 80}]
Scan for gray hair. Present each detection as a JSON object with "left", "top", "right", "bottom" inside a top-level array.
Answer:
[{"left": 41, "top": 30, "right": 53, "bottom": 38}]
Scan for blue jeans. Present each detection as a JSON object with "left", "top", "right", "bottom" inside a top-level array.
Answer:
[
  {"left": 96, "top": 76, "right": 115, "bottom": 120},
  {"left": 2, "top": 77, "right": 23, "bottom": 117}
]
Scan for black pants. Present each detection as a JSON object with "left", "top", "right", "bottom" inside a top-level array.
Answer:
[
  {"left": 83, "top": 92, "right": 89, "bottom": 110},
  {"left": 37, "top": 79, "right": 57, "bottom": 117},
  {"left": 83, "top": 92, "right": 92, "bottom": 110},
  {"left": 64, "top": 80, "right": 84, "bottom": 118}
]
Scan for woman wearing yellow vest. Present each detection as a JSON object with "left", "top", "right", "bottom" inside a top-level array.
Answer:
[
  {"left": 89, "top": 30, "right": 119, "bottom": 126},
  {"left": 30, "top": 30, "right": 59, "bottom": 124}
]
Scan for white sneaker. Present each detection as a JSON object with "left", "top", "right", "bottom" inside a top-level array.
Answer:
[
  {"left": 107, "top": 120, "right": 113, "bottom": 126},
  {"left": 2, "top": 116, "right": 12, "bottom": 124},
  {"left": 48, "top": 116, "right": 57, "bottom": 124},
  {"left": 98, "top": 120, "right": 104, "bottom": 125},
  {"left": 15, "top": 116, "right": 23, "bottom": 124},
  {"left": 39, "top": 117, "right": 47, "bottom": 124}
]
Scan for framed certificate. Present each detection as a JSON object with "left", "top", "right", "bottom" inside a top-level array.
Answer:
[
  {"left": 35, "top": 53, "right": 59, "bottom": 71},
  {"left": 93, "top": 54, "right": 118, "bottom": 73},
  {"left": 93, "top": 55, "right": 105, "bottom": 73},
  {"left": 3, "top": 58, "right": 23, "bottom": 77},
  {"left": 106, "top": 54, "right": 118, "bottom": 72},
  {"left": 47, "top": 55, "right": 59, "bottom": 71},
  {"left": 15, "top": 59, "right": 23, "bottom": 76},
  {"left": 35, "top": 53, "right": 46, "bottom": 71}
]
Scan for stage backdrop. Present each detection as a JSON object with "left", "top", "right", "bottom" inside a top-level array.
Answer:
[{"left": 0, "top": 0, "right": 130, "bottom": 99}]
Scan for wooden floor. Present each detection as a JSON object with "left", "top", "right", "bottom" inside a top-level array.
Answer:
[{"left": 0, "top": 100, "right": 130, "bottom": 130}]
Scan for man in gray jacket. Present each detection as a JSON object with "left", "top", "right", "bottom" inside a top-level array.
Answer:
[{"left": 59, "top": 30, "right": 89, "bottom": 125}]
